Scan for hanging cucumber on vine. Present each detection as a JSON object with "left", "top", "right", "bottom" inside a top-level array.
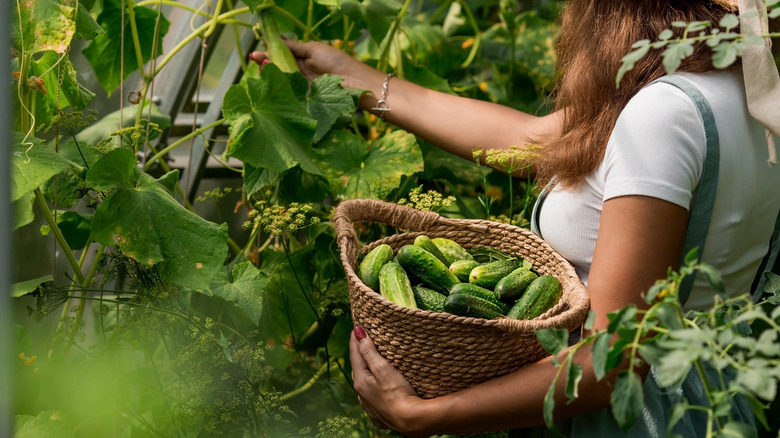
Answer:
[{"left": 248, "top": 1, "right": 299, "bottom": 73}]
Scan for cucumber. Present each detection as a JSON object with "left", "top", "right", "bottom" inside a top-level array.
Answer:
[
  {"left": 450, "top": 283, "right": 508, "bottom": 314},
  {"left": 444, "top": 293, "right": 504, "bottom": 320},
  {"left": 431, "top": 237, "right": 474, "bottom": 265},
  {"left": 357, "top": 244, "right": 394, "bottom": 291},
  {"left": 412, "top": 285, "right": 447, "bottom": 313},
  {"left": 469, "top": 259, "right": 519, "bottom": 289},
  {"left": 506, "top": 275, "right": 562, "bottom": 320},
  {"left": 449, "top": 259, "right": 481, "bottom": 283},
  {"left": 257, "top": 10, "right": 299, "bottom": 73},
  {"left": 378, "top": 262, "right": 417, "bottom": 309},
  {"left": 494, "top": 268, "right": 538, "bottom": 303},
  {"left": 414, "top": 235, "right": 449, "bottom": 266},
  {"left": 468, "top": 246, "right": 515, "bottom": 264},
  {"left": 396, "top": 245, "right": 460, "bottom": 295}
]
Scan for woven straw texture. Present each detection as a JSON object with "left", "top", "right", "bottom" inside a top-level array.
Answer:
[{"left": 334, "top": 199, "right": 591, "bottom": 399}]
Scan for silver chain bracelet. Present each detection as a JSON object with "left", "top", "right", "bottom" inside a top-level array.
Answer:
[{"left": 372, "top": 73, "right": 395, "bottom": 121}]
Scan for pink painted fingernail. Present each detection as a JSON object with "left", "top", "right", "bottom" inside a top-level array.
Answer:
[
  {"left": 354, "top": 326, "right": 366, "bottom": 341},
  {"left": 260, "top": 59, "right": 270, "bottom": 67}
]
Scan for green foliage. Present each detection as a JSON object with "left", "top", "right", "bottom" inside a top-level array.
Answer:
[
  {"left": 618, "top": 6, "right": 780, "bottom": 86},
  {"left": 14, "top": 0, "right": 778, "bottom": 436},
  {"left": 540, "top": 260, "right": 780, "bottom": 435}
]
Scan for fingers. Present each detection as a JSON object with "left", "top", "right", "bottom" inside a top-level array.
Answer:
[
  {"left": 352, "top": 327, "right": 395, "bottom": 378},
  {"left": 349, "top": 329, "right": 372, "bottom": 381},
  {"left": 248, "top": 51, "right": 270, "bottom": 73},
  {"left": 283, "top": 39, "right": 312, "bottom": 58}
]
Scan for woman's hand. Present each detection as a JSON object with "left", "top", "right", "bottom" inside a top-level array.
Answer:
[
  {"left": 249, "top": 40, "right": 369, "bottom": 87},
  {"left": 349, "top": 327, "right": 435, "bottom": 437}
]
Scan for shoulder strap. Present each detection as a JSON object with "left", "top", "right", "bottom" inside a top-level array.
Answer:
[{"left": 650, "top": 76, "right": 720, "bottom": 307}]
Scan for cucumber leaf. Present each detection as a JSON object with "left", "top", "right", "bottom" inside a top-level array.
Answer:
[
  {"left": 81, "top": 2, "right": 170, "bottom": 95},
  {"left": 88, "top": 149, "right": 228, "bottom": 291},
  {"left": 13, "top": 192, "right": 36, "bottom": 230},
  {"left": 14, "top": 411, "right": 76, "bottom": 438},
  {"left": 223, "top": 64, "right": 320, "bottom": 175},
  {"left": 313, "top": 129, "right": 423, "bottom": 200},
  {"left": 11, "top": 133, "right": 70, "bottom": 202},
  {"left": 13, "top": 0, "right": 76, "bottom": 54},
  {"left": 211, "top": 262, "right": 270, "bottom": 325},
  {"left": 305, "top": 75, "right": 355, "bottom": 143}
]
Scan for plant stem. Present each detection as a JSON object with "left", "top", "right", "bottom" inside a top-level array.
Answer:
[
  {"left": 153, "top": 7, "right": 250, "bottom": 77},
  {"left": 304, "top": 0, "right": 314, "bottom": 42},
  {"left": 456, "top": 0, "right": 482, "bottom": 68},
  {"left": 377, "top": 0, "right": 413, "bottom": 72},
  {"left": 279, "top": 358, "right": 342, "bottom": 401},
  {"left": 34, "top": 189, "right": 85, "bottom": 285},
  {"left": 143, "top": 118, "right": 226, "bottom": 170},
  {"left": 136, "top": 0, "right": 209, "bottom": 15},
  {"left": 204, "top": 0, "right": 225, "bottom": 38}
]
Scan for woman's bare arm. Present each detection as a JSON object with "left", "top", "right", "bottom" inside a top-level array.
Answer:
[
  {"left": 250, "top": 40, "right": 562, "bottom": 167},
  {"left": 349, "top": 195, "right": 688, "bottom": 437}
]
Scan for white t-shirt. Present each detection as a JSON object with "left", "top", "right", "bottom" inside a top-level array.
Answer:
[{"left": 536, "top": 70, "right": 780, "bottom": 310}]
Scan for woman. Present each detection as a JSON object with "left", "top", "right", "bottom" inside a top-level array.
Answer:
[{"left": 250, "top": 1, "right": 780, "bottom": 436}]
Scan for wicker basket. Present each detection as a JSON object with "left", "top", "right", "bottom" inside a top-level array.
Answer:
[{"left": 334, "top": 199, "right": 590, "bottom": 399}]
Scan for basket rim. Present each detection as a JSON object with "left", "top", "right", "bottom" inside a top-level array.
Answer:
[{"left": 335, "top": 199, "right": 591, "bottom": 335}]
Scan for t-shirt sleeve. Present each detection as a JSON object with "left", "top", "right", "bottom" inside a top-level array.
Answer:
[{"left": 601, "top": 81, "right": 706, "bottom": 210}]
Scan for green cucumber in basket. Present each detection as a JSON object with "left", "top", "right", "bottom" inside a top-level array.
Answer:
[
  {"left": 449, "top": 259, "right": 481, "bottom": 283},
  {"left": 444, "top": 293, "right": 504, "bottom": 320},
  {"left": 412, "top": 285, "right": 447, "bottom": 313},
  {"left": 506, "top": 275, "right": 562, "bottom": 320},
  {"left": 378, "top": 262, "right": 417, "bottom": 309},
  {"left": 414, "top": 235, "right": 450, "bottom": 266},
  {"left": 450, "top": 283, "right": 509, "bottom": 314},
  {"left": 431, "top": 237, "right": 474, "bottom": 265},
  {"left": 468, "top": 246, "right": 515, "bottom": 264},
  {"left": 396, "top": 244, "right": 460, "bottom": 295},
  {"left": 357, "top": 244, "right": 394, "bottom": 291},
  {"left": 494, "top": 268, "right": 538, "bottom": 303},
  {"left": 469, "top": 259, "right": 520, "bottom": 289}
]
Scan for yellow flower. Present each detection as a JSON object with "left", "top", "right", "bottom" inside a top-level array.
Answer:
[{"left": 461, "top": 38, "right": 475, "bottom": 49}]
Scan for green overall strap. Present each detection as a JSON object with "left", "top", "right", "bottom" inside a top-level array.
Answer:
[{"left": 652, "top": 76, "right": 720, "bottom": 307}]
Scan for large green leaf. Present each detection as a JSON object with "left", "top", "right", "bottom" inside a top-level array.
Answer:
[
  {"left": 211, "top": 262, "right": 270, "bottom": 325},
  {"left": 243, "top": 163, "right": 281, "bottom": 196},
  {"left": 362, "top": 0, "right": 401, "bottom": 45},
  {"left": 223, "top": 64, "right": 320, "bottom": 175},
  {"left": 13, "top": 0, "right": 76, "bottom": 54},
  {"left": 74, "top": 2, "right": 103, "bottom": 40},
  {"left": 38, "top": 51, "right": 95, "bottom": 110},
  {"left": 306, "top": 74, "right": 355, "bottom": 143},
  {"left": 313, "top": 129, "right": 423, "bottom": 200},
  {"left": 88, "top": 149, "right": 228, "bottom": 291},
  {"left": 13, "top": 192, "right": 36, "bottom": 230},
  {"left": 81, "top": 2, "right": 170, "bottom": 95},
  {"left": 610, "top": 371, "right": 644, "bottom": 433},
  {"left": 14, "top": 411, "right": 75, "bottom": 438},
  {"left": 42, "top": 139, "right": 97, "bottom": 209},
  {"left": 12, "top": 276, "right": 53, "bottom": 298},
  {"left": 11, "top": 132, "right": 70, "bottom": 202}
]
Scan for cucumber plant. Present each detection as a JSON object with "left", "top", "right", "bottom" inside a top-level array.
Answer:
[{"left": 10, "top": 1, "right": 559, "bottom": 436}]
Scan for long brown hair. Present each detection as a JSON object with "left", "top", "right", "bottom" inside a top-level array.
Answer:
[{"left": 536, "top": 1, "right": 733, "bottom": 188}]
